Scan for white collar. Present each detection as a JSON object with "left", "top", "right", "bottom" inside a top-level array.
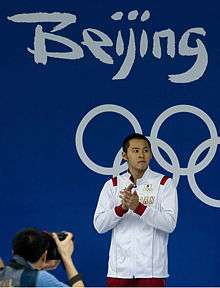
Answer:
[{"left": 125, "top": 167, "right": 151, "bottom": 185}]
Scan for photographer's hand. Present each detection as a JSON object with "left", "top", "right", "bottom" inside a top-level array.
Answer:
[
  {"left": 52, "top": 232, "right": 84, "bottom": 287},
  {"left": 52, "top": 232, "right": 74, "bottom": 260}
]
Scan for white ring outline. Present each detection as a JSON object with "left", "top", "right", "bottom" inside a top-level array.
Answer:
[
  {"left": 188, "top": 137, "right": 220, "bottom": 207},
  {"left": 75, "top": 104, "right": 142, "bottom": 175},
  {"left": 150, "top": 105, "right": 218, "bottom": 175}
]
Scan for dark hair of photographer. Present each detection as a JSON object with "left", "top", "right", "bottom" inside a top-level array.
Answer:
[{"left": 12, "top": 227, "right": 49, "bottom": 263}]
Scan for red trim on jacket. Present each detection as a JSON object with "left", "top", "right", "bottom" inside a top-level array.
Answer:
[
  {"left": 112, "top": 177, "right": 118, "bottom": 187},
  {"left": 115, "top": 205, "right": 128, "bottom": 217},
  {"left": 134, "top": 202, "right": 147, "bottom": 216},
  {"left": 160, "top": 175, "right": 169, "bottom": 185}
]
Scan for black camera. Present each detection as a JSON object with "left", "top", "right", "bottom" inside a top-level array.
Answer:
[{"left": 44, "top": 232, "right": 67, "bottom": 260}]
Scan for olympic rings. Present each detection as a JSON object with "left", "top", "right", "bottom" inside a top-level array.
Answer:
[{"left": 75, "top": 104, "right": 220, "bottom": 208}]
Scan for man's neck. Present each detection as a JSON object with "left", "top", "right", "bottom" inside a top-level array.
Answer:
[
  {"left": 129, "top": 168, "right": 147, "bottom": 184},
  {"left": 30, "top": 261, "right": 42, "bottom": 270}
]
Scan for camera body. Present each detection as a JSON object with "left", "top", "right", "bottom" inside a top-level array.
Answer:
[{"left": 44, "top": 232, "right": 67, "bottom": 260}]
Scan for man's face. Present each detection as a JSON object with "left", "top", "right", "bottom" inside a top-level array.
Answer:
[{"left": 122, "top": 138, "right": 152, "bottom": 172}]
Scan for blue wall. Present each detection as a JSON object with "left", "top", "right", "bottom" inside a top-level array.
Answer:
[{"left": 0, "top": 0, "right": 220, "bottom": 286}]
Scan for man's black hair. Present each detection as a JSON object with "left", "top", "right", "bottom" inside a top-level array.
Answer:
[
  {"left": 122, "top": 133, "right": 152, "bottom": 153},
  {"left": 12, "top": 228, "right": 49, "bottom": 263}
]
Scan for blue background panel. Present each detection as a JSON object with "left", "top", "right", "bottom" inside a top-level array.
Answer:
[{"left": 0, "top": 1, "right": 220, "bottom": 286}]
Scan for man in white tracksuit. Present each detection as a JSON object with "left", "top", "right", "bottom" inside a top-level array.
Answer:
[{"left": 93, "top": 133, "right": 178, "bottom": 287}]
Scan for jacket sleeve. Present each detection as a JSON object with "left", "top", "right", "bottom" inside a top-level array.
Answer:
[
  {"left": 137, "top": 178, "right": 178, "bottom": 233},
  {"left": 93, "top": 181, "right": 125, "bottom": 234}
]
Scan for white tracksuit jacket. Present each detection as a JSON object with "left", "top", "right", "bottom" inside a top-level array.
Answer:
[{"left": 93, "top": 168, "right": 178, "bottom": 278}]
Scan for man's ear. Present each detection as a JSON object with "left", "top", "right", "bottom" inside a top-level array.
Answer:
[{"left": 122, "top": 151, "right": 128, "bottom": 161}]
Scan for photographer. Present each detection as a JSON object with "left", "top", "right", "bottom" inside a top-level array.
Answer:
[{"left": 0, "top": 227, "right": 84, "bottom": 287}]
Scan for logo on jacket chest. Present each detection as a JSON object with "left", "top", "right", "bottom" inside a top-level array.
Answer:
[
  {"left": 139, "top": 195, "right": 155, "bottom": 205},
  {"left": 143, "top": 183, "right": 153, "bottom": 192},
  {"left": 138, "top": 183, "right": 155, "bottom": 205}
]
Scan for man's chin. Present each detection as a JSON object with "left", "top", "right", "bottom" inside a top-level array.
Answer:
[{"left": 137, "top": 164, "right": 148, "bottom": 171}]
